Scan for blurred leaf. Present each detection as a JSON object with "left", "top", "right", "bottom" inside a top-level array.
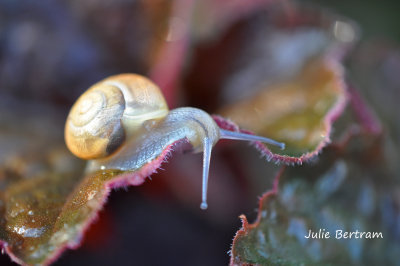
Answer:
[
  {"left": 0, "top": 0, "right": 175, "bottom": 104},
  {"left": 191, "top": 0, "right": 276, "bottom": 42},
  {"left": 220, "top": 59, "right": 347, "bottom": 163},
  {"left": 183, "top": 2, "right": 357, "bottom": 164}
]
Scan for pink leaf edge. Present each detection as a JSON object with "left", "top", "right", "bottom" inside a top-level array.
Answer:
[{"left": 229, "top": 166, "right": 285, "bottom": 266}]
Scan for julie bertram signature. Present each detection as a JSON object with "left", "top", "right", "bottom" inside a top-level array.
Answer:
[{"left": 305, "top": 229, "right": 383, "bottom": 239}]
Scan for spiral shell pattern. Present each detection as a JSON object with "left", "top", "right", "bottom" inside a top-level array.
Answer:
[{"left": 65, "top": 74, "right": 169, "bottom": 160}]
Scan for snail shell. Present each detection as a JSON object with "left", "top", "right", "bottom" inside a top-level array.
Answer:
[{"left": 65, "top": 74, "right": 168, "bottom": 159}]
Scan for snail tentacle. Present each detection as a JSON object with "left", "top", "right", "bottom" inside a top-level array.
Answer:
[{"left": 200, "top": 137, "right": 212, "bottom": 210}]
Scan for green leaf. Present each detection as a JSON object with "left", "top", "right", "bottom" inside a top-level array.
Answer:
[{"left": 230, "top": 131, "right": 400, "bottom": 265}]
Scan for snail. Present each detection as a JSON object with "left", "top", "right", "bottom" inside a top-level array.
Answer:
[{"left": 65, "top": 74, "right": 285, "bottom": 209}]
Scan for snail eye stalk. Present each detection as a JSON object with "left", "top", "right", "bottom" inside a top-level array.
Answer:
[{"left": 219, "top": 129, "right": 285, "bottom": 150}]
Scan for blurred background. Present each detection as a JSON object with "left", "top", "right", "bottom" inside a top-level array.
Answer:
[{"left": 0, "top": 0, "right": 399, "bottom": 265}]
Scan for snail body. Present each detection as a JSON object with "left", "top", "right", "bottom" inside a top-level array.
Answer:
[
  {"left": 86, "top": 107, "right": 220, "bottom": 171},
  {"left": 65, "top": 74, "right": 284, "bottom": 209}
]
